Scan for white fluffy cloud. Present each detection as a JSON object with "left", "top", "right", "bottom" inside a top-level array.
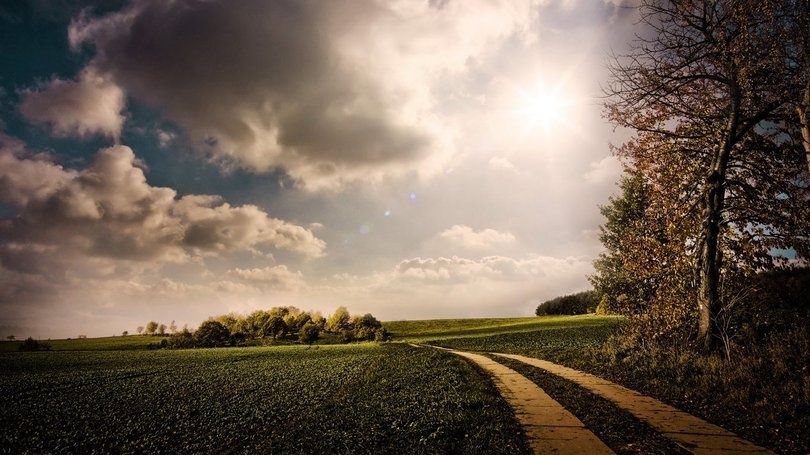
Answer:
[
  {"left": 19, "top": 67, "right": 125, "bottom": 138},
  {"left": 226, "top": 265, "right": 306, "bottom": 292},
  {"left": 488, "top": 156, "right": 517, "bottom": 171},
  {"left": 0, "top": 136, "right": 325, "bottom": 280},
  {"left": 66, "top": 0, "right": 535, "bottom": 188},
  {"left": 584, "top": 155, "right": 623, "bottom": 184},
  {"left": 392, "top": 255, "right": 581, "bottom": 285},
  {"left": 439, "top": 225, "right": 516, "bottom": 249},
  {"left": 316, "top": 254, "right": 593, "bottom": 319}
]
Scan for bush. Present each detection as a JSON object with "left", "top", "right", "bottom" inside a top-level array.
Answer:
[
  {"left": 165, "top": 329, "right": 196, "bottom": 349},
  {"left": 536, "top": 290, "right": 600, "bottom": 316},
  {"left": 595, "top": 295, "right": 611, "bottom": 315},
  {"left": 374, "top": 327, "right": 390, "bottom": 342},
  {"left": 194, "top": 320, "right": 230, "bottom": 348},
  {"left": 299, "top": 321, "right": 319, "bottom": 345},
  {"left": 18, "top": 337, "right": 51, "bottom": 352}
]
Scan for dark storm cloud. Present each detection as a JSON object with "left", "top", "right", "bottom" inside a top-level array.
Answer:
[{"left": 68, "top": 0, "right": 432, "bottom": 186}]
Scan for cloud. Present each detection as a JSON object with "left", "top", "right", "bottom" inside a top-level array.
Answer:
[
  {"left": 392, "top": 255, "right": 577, "bottom": 284},
  {"left": 226, "top": 265, "right": 306, "bottom": 291},
  {"left": 488, "top": 156, "right": 517, "bottom": 171},
  {"left": 19, "top": 66, "right": 125, "bottom": 138},
  {"left": 439, "top": 225, "right": 516, "bottom": 249},
  {"left": 583, "top": 155, "right": 622, "bottom": 184},
  {"left": 156, "top": 129, "right": 175, "bottom": 148},
  {"left": 314, "top": 254, "right": 594, "bottom": 319},
  {"left": 67, "top": 0, "right": 534, "bottom": 188},
  {"left": 0, "top": 136, "right": 325, "bottom": 280}
]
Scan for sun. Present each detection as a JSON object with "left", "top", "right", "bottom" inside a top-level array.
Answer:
[{"left": 514, "top": 81, "right": 573, "bottom": 132}]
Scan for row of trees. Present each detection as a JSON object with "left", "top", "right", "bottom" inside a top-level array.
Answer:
[
  {"left": 535, "top": 291, "right": 600, "bottom": 316},
  {"left": 157, "top": 306, "right": 389, "bottom": 349},
  {"left": 134, "top": 320, "right": 180, "bottom": 336},
  {"left": 593, "top": 0, "right": 809, "bottom": 354}
]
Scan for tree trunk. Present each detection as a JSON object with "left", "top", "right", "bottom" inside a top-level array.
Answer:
[
  {"left": 797, "top": 80, "right": 810, "bottom": 173},
  {"left": 698, "top": 174, "right": 724, "bottom": 352},
  {"left": 697, "top": 90, "right": 740, "bottom": 353}
]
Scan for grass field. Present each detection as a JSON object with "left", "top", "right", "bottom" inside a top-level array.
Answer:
[
  {"left": 0, "top": 335, "right": 170, "bottom": 352},
  {"left": 6, "top": 315, "right": 800, "bottom": 453},
  {"left": 0, "top": 316, "right": 623, "bottom": 453},
  {"left": 386, "top": 314, "right": 622, "bottom": 343},
  {"left": 0, "top": 343, "right": 530, "bottom": 454},
  {"left": 426, "top": 318, "right": 621, "bottom": 364},
  {"left": 0, "top": 315, "right": 621, "bottom": 352}
]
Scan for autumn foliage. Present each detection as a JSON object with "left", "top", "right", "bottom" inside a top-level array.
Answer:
[{"left": 596, "top": 0, "right": 809, "bottom": 354}]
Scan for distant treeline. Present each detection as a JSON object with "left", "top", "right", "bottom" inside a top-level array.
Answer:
[
  {"left": 149, "top": 306, "right": 389, "bottom": 349},
  {"left": 535, "top": 290, "right": 602, "bottom": 316}
]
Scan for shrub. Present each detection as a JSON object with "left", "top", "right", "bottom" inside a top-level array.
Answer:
[
  {"left": 595, "top": 295, "right": 611, "bottom": 315},
  {"left": 340, "top": 329, "right": 356, "bottom": 343},
  {"left": 299, "top": 321, "right": 319, "bottom": 345},
  {"left": 18, "top": 337, "right": 51, "bottom": 352},
  {"left": 164, "top": 328, "right": 196, "bottom": 349},
  {"left": 373, "top": 327, "right": 390, "bottom": 342},
  {"left": 194, "top": 320, "right": 231, "bottom": 348}
]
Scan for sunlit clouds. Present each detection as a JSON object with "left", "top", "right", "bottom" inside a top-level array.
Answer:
[{"left": 0, "top": 0, "right": 638, "bottom": 337}]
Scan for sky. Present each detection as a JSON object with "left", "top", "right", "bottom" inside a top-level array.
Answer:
[{"left": 0, "top": 0, "right": 638, "bottom": 338}]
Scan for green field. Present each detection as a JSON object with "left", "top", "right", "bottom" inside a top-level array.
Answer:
[
  {"left": 0, "top": 316, "right": 623, "bottom": 453},
  {"left": 387, "top": 314, "right": 621, "bottom": 344},
  {"left": 11, "top": 314, "right": 800, "bottom": 453},
  {"left": 0, "top": 335, "right": 169, "bottom": 352},
  {"left": 1, "top": 343, "right": 530, "bottom": 453}
]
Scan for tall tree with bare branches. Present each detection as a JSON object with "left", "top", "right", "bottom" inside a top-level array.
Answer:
[{"left": 604, "top": 0, "right": 809, "bottom": 351}]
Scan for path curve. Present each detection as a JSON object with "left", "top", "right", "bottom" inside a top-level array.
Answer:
[
  {"left": 493, "top": 352, "right": 772, "bottom": 455},
  {"left": 437, "top": 347, "right": 614, "bottom": 454}
]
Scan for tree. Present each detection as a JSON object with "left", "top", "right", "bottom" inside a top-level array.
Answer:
[
  {"left": 590, "top": 171, "right": 662, "bottom": 315},
  {"left": 136, "top": 326, "right": 144, "bottom": 335},
  {"left": 535, "top": 291, "right": 600, "bottom": 316},
  {"left": 145, "top": 321, "right": 158, "bottom": 335},
  {"left": 157, "top": 324, "right": 167, "bottom": 336},
  {"left": 299, "top": 321, "right": 319, "bottom": 345},
  {"left": 264, "top": 316, "right": 287, "bottom": 340},
  {"left": 193, "top": 320, "right": 230, "bottom": 348},
  {"left": 122, "top": 331, "right": 128, "bottom": 336},
  {"left": 168, "top": 320, "right": 177, "bottom": 334},
  {"left": 326, "top": 306, "right": 351, "bottom": 333},
  {"left": 605, "top": 0, "right": 809, "bottom": 351},
  {"left": 243, "top": 310, "right": 272, "bottom": 338},
  {"left": 6, "top": 335, "right": 14, "bottom": 341},
  {"left": 351, "top": 313, "right": 383, "bottom": 341},
  {"left": 215, "top": 313, "right": 245, "bottom": 335},
  {"left": 285, "top": 311, "right": 312, "bottom": 334},
  {"left": 310, "top": 311, "right": 326, "bottom": 329}
]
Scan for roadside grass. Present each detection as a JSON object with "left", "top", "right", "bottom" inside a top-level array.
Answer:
[{"left": 0, "top": 343, "right": 529, "bottom": 454}]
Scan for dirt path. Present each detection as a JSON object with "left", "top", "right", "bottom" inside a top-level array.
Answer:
[
  {"left": 493, "top": 353, "right": 772, "bottom": 455},
  {"left": 439, "top": 348, "right": 614, "bottom": 454}
]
